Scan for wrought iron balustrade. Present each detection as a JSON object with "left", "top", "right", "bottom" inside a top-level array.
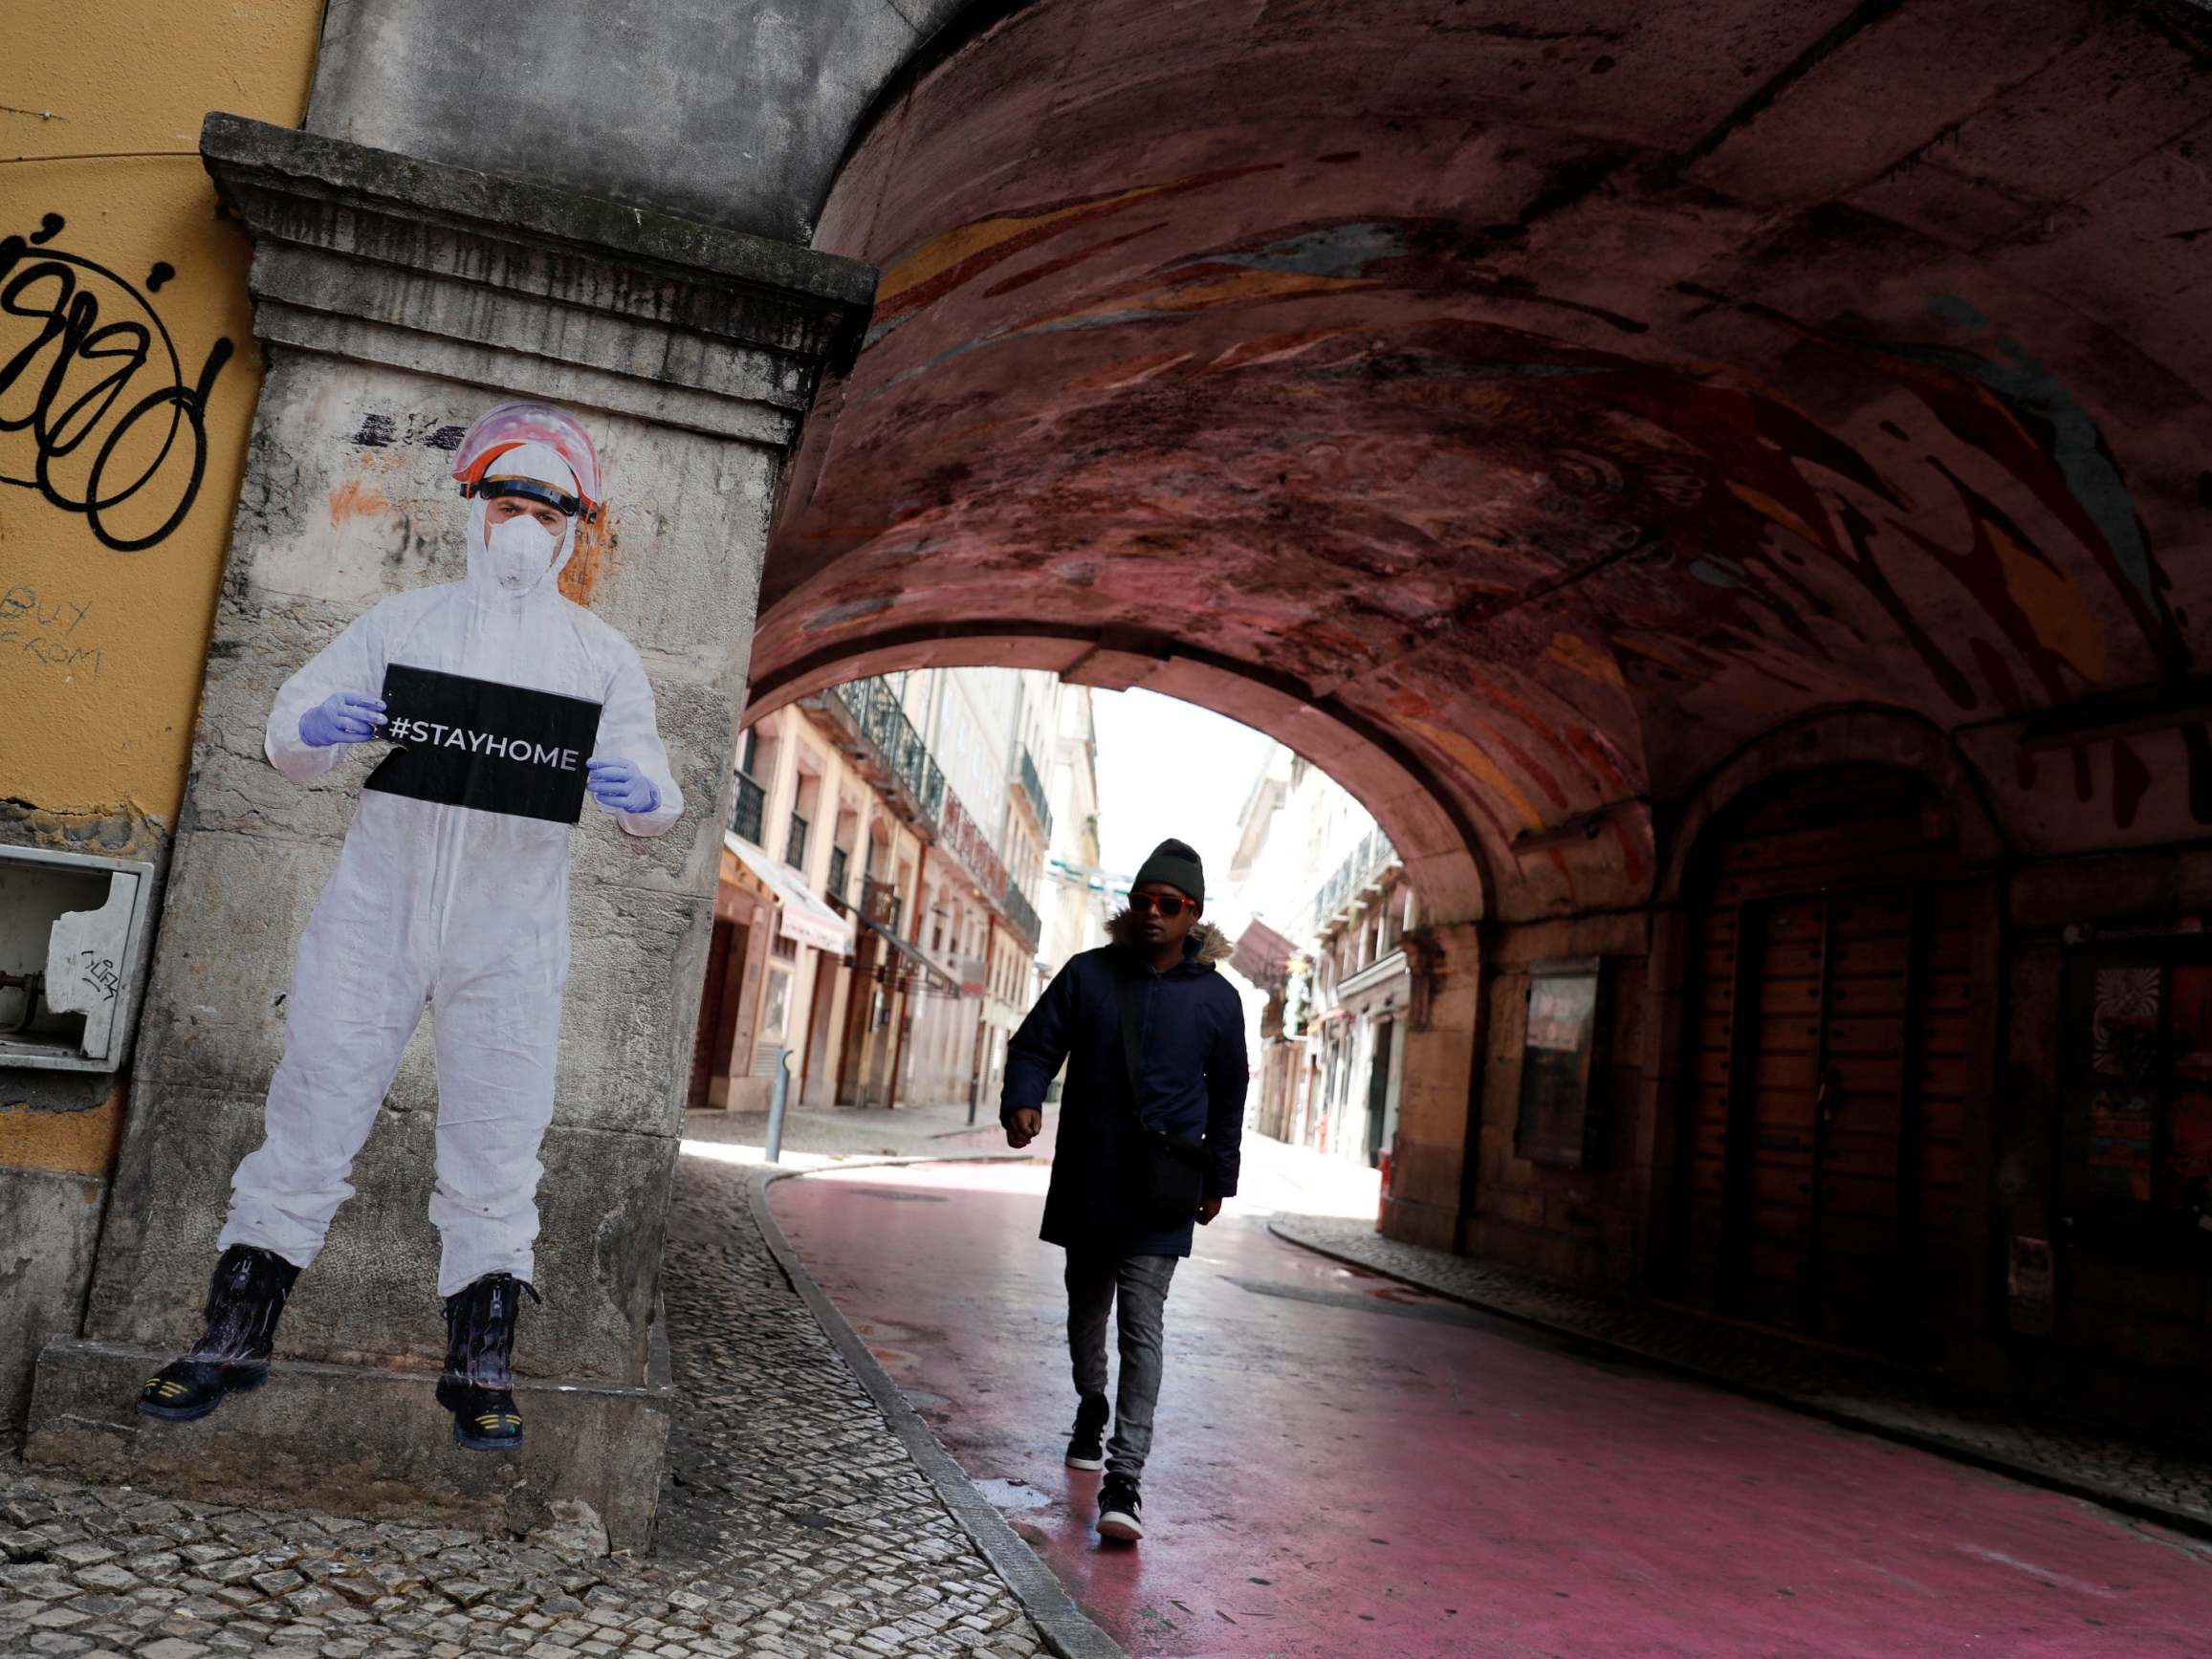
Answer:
[
  {"left": 1001, "top": 878, "right": 1041, "bottom": 951},
  {"left": 1015, "top": 746, "right": 1054, "bottom": 840},
  {"left": 1309, "top": 828, "right": 1397, "bottom": 930},
  {"left": 821, "top": 678, "right": 948, "bottom": 834}
]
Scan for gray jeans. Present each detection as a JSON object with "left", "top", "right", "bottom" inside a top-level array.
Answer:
[{"left": 1064, "top": 1251, "right": 1178, "bottom": 1481}]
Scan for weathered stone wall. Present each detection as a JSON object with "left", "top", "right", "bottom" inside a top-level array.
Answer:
[
  {"left": 1377, "top": 922, "right": 1483, "bottom": 1254},
  {"left": 303, "top": 0, "right": 979, "bottom": 245},
  {"left": 0, "top": 1169, "right": 105, "bottom": 1426},
  {"left": 1463, "top": 913, "right": 1654, "bottom": 1291}
]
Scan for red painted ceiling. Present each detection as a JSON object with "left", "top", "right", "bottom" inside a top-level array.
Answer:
[{"left": 754, "top": 0, "right": 2212, "bottom": 919}]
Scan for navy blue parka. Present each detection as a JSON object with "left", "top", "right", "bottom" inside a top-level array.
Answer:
[{"left": 1000, "top": 917, "right": 1249, "bottom": 1257}]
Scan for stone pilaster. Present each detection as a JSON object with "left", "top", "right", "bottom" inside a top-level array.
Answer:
[
  {"left": 26, "top": 114, "right": 874, "bottom": 1548},
  {"left": 1380, "top": 922, "right": 1486, "bottom": 1252}
]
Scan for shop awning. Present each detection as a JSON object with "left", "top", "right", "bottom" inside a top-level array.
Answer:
[
  {"left": 724, "top": 834, "right": 854, "bottom": 954},
  {"left": 850, "top": 906, "right": 963, "bottom": 993}
]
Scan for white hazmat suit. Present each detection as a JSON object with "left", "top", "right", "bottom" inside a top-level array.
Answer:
[{"left": 219, "top": 466, "right": 683, "bottom": 1297}]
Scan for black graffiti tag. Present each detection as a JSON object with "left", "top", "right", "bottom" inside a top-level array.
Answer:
[{"left": 0, "top": 217, "right": 233, "bottom": 552}]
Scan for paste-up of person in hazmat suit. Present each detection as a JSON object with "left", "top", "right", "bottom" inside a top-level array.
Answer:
[{"left": 137, "top": 402, "right": 683, "bottom": 1452}]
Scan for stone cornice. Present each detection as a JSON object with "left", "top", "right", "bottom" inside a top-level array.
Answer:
[{"left": 199, "top": 112, "right": 880, "bottom": 436}]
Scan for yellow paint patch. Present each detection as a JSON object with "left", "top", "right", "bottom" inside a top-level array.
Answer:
[
  {"left": 1987, "top": 519, "right": 2107, "bottom": 686},
  {"left": 3, "top": 1, "right": 323, "bottom": 821},
  {"left": 1055, "top": 270, "right": 1371, "bottom": 327},
  {"left": 1405, "top": 718, "right": 1546, "bottom": 836},
  {"left": 1727, "top": 482, "right": 1828, "bottom": 551},
  {"left": 1544, "top": 632, "right": 1626, "bottom": 690},
  {"left": 1151, "top": 271, "right": 1373, "bottom": 311},
  {"left": 1611, "top": 630, "right": 1717, "bottom": 678},
  {"left": 878, "top": 183, "right": 1192, "bottom": 306},
  {"left": 0, "top": 1092, "right": 125, "bottom": 1177}
]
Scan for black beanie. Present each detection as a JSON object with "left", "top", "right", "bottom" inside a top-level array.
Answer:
[{"left": 1132, "top": 838, "right": 1204, "bottom": 906}]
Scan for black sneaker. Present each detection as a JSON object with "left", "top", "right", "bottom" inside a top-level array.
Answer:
[
  {"left": 1065, "top": 1394, "right": 1108, "bottom": 1471},
  {"left": 139, "top": 1245, "right": 300, "bottom": 1423},
  {"left": 1098, "top": 1473, "right": 1144, "bottom": 1542},
  {"left": 436, "top": 1273, "right": 540, "bottom": 1452}
]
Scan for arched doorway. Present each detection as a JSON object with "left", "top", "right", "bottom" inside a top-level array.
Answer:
[{"left": 1673, "top": 765, "right": 1982, "bottom": 1357}]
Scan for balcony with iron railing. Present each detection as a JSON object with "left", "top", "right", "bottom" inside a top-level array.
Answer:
[
  {"left": 1013, "top": 745, "right": 1053, "bottom": 841},
  {"left": 1000, "top": 877, "right": 1041, "bottom": 952},
  {"left": 732, "top": 771, "right": 767, "bottom": 845},
  {"left": 804, "top": 677, "right": 1039, "bottom": 946},
  {"left": 806, "top": 678, "right": 947, "bottom": 832},
  {"left": 1308, "top": 828, "right": 1397, "bottom": 935},
  {"left": 784, "top": 810, "right": 809, "bottom": 869}
]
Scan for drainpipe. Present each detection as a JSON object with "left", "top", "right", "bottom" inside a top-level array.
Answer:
[
  {"left": 885, "top": 840, "right": 927, "bottom": 1112},
  {"left": 973, "top": 909, "right": 1000, "bottom": 1124}
]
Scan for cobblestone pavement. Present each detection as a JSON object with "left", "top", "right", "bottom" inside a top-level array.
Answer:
[
  {"left": 0, "top": 1152, "right": 1047, "bottom": 1659},
  {"left": 1272, "top": 1211, "right": 2212, "bottom": 1533}
]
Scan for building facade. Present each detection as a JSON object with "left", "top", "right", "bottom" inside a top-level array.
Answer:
[
  {"left": 1223, "top": 747, "right": 1415, "bottom": 1175},
  {"left": 693, "top": 667, "right": 1087, "bottom": 1123},
  {"left": 1035, "top": 686, "right": 1113, "bottom": 986}
]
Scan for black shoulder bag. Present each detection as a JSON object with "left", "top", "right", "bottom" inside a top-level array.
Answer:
[{"left": 1110, "top": 969, "right": 1209, "bottom": 1233}]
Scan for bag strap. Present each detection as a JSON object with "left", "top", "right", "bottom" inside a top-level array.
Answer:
[{"left": 1110, "top": 965, "right": 1149, "bottom": 1130}]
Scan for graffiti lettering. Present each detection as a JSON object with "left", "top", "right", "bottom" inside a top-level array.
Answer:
[
  {"left": 74, "top": 950, "right": 121, "bottom": 1003},
  {"left": 0, "top": 215, "right": 233, "bottom": 552},
  {"left": 0, "top": 583, "right": 102, "bottom": 677}
]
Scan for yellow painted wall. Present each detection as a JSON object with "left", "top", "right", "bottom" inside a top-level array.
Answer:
[{"left": 1, "top": 1, "right": 325, "bottom": 822}]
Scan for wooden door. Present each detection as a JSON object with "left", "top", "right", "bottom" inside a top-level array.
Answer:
[
  {"left": 686, "top": 920, "right": 753, "bottom": 1112},
  {"left": 1678, "top": 769, "right": 1972, "bottom": 1356}
]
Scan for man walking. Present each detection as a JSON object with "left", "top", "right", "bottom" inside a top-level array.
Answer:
[{"left": 1002, "top": 838, "right": 1247, "bottom": 1542}]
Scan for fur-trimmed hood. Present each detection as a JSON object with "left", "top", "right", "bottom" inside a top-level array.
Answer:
[{"left": 1106, "top": 910, "right": 1236, "bottom": 966}]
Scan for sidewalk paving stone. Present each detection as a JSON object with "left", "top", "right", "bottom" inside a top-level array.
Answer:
[{"left": 3, "top": 1149, "right": 1046, "bottom": 1659}]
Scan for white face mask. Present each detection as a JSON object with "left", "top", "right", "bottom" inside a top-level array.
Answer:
[{"left": 485, "top": 512, "right": 560, "bottom": 594}]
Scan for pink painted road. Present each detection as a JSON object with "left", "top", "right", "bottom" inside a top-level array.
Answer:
[{"left": 770, "top": 1160, "right": 2212, "bottom": 1658}]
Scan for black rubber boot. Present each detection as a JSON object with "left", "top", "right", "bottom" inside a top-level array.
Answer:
[
  {"left": 436, "top": 1273, "right": 539, "bottom": 1452},
  {"left": 138, "top": 1245, "right": 301, "bottom": 1422}
]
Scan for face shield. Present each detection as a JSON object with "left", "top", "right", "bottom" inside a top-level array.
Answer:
[
  {"left": 466, "top": 442, "right": 580, "bottom": 598},
  {"left": 451, "top": 402, "right": 603, "bottom": 522}
]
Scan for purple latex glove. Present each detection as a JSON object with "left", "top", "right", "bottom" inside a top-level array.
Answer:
[
  {"left": 299, "top": 692, "right": 387, "bottom": 748},
  {"left": 586, "top": 756, "right": 659, "bottom": 815}
]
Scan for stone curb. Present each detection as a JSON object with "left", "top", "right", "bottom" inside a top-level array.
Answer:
[
  {"left": 750, "top": 1160, "right": 1129, "bottom": 1659},
  {"left": 1267, "top": 1216, "right": 2212, "bottom": 1544}
]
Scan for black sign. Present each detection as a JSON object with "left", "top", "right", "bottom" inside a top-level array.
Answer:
[{"left": 365, "top": 665, "right": 602, "bottom": 824}]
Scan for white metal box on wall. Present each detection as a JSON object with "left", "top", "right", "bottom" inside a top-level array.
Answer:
[{"left": 0, "top": 845, "right": 159, "bottom": 1072}]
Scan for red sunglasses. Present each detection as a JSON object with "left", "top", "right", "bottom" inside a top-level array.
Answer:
[{"left": 1128, "top": 892, "right": 1195, "bottom": 918}]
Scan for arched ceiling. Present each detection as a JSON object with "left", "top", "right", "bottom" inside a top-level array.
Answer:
[{"left": 750, "top": 0, "right": 2212, "bottom": 922}]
